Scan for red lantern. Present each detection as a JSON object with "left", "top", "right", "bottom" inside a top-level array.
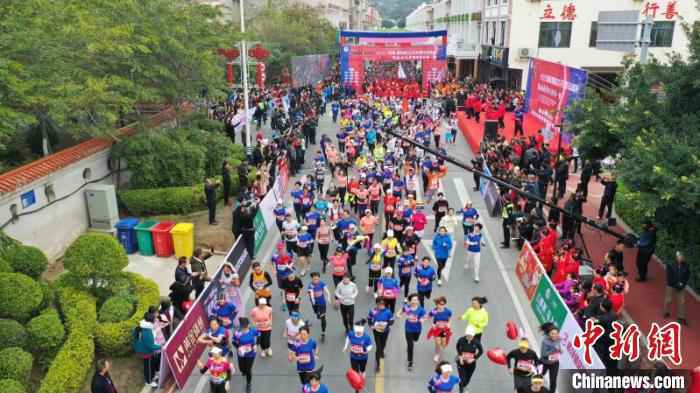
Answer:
[
  {"left": 181, "top": 300, "right": 193, "bottom": 311},
  {"left": 248, "top": 44, "right": 270, "bottom": 61},
  {"left": 506, "top": 321, "right": 519, "bottom": 340},
  {"left": 346, "top": 368, "right": 365, "bottom": 391},
  {"left": 486, "top": 348, "right": 507, "bottom": 366}
]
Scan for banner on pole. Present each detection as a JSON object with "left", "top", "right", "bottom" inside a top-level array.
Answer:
[
  {"left": 256, "top": 63, "right": 266, "bottom": 89},
  {"left": 515, "top": 242, "right": 544, "bottom": 301}
]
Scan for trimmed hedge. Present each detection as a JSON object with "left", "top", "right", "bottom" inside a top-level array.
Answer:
[
  {"left": 63, "top": 233, "right": 128, "bottom": 298},
  {"left": 616, "top": 183, "right": 700, "bottom": 291},
  {"left": 98, "top": 296, "right": 134, "bottom": 323},
  {"left": 0, "top": 258, "right": 12, "bottom": 273},
  {"left": 0, "top": 273, "right": 43, "bottom": 321},
  {"left": 0, "top": 347, "right": 32, "bottom": 386},
  {"left": 27, "top": 309, "right": 66, "bottom": 355},
  {"left": 6, "top": 245, "right": 48, "bottom": 280},
  {"left": 95, "top": 272, "right": 160, "bottom": 356},
  {"left": 37, "top": 287, "right": 96, "bottom": 393},
  {"left": 0, "top": 379, "right": 25, "bottom": 393},
  {"left": 0, "top": 319, "right": 27, "bottom": 351}
]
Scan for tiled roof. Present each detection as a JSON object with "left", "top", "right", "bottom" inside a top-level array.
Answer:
[{"left": 0, "top": 107, "right": 178, "bottom": 195}]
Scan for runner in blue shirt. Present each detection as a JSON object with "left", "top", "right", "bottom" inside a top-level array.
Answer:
[
  {"left": 368, "top": 298, "right": 394, "bottom": 372},
  {"left": 291, "top": 182, "right": 304, "bottom": 221},
  {"left": 297, "top": 226, "right": 314, "bottom": 277},
  {"left": 331, "top": 101, "right": 341, "bottom": 123},
  {"left": 301, "top": 371, "right": 329, "bottom": 393},
  {"left": 344, "top": 322, "right": 373, "bottom": 376},
  {"left": 465, "top": 223, "right": 486, "bottom": 283},
  {"left": 397, "top": 293, "right": 427, "bottom": 371},
  {"left": 198, "top": 318, "right": 229, "bottom": 356},
  {"left": 307, "top": 272, "right": 331, "bottom": 341},
  {"left": 427, "top": 297, "right": 453, "bottom": 362},
  {"left": 292, "top": 326, "right": 319, "bottom": 386},
  {"left": 212, "top": 293, "right": 238, "bottom": 331},
  {"left": 397, "top": 250, "right": 415, "bottom": 299},
  {"left": 415, "top": 257, "right": 437, "bottom": 308},
  {"left": 459, "top": 202, "right": 480, "bottom": 239},
  {"left": 376, "top": 267, "right": 400, "bottom": 313},
  {"left": 305, "top": 207, "right": 321, "bottom": 238},
  {"left": 232, "top": 317, "right": 259, "bottom": 393},
  {"left": 428, "top": 362, "right": 461, "bottom": 393},
  {"left": 274, "top": 202, "right": 288, "bottom": 233}
]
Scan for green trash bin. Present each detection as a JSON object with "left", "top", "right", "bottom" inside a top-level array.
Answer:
[{"left": 135, "top": 220, "right": 159, "bottom": 256}]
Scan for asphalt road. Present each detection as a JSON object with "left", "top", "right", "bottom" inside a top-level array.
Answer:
[{"left": 179, "top": 108, "right": 545, "bottom": 393}]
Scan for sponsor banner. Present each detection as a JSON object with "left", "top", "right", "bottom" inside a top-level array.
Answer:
[
  {"left": 160, "top": 237, "right": 248, "bottom": 389},
  {"left": 259, "top": 190, "right": 277, "bottom": 235},
  {"left": 349, "top": 45, "right": 447, "bottom": 61},
  {"left": 514, "top": 241, "right": 604, "bottom": 370},
  {"left": 422, "top": 59, "right": 447, "bottom": 92},
  {"left": 524, "top": 57, "right": 588, "bottom": 138},
  {"left": 256, "top": 63, "right": 266, "bottom": 89},
  {"left": 253, "top": 209, "right": 267, "bottom": 256},
  {"left": 479, "top": 159, "right": 500, "bottom": 216},
  {"left": 515, "top": 242, "right": 544, "bottom": 301},
  {"left": 359, "top": 37, "right": 432, "bottom": 45},
  {"left": 291, "top": 54, "right": 331, "bottom": 88}
]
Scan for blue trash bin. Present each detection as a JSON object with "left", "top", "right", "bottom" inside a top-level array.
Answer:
[{"left": 115, "top": 217, "right": 140, "bottom": 254}]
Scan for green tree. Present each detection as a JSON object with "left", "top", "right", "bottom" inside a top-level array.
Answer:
[{"left": 248, "top": 2, "right": 337, "bottom": 82}]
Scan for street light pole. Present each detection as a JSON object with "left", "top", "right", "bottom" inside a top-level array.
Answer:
[
  {"left": 639, "top": 15, "right": 653, "bottom": 65},
  {"left": 239, "top": 0, "right": 252, "bottom": 158}
]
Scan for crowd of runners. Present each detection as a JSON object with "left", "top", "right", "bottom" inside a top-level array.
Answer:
[{"left": 165, "top": 80, "right": 570, "bottom": 393}]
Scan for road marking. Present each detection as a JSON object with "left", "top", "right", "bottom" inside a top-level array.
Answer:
[
  {"left": 453, "top": 178, "right": 537, "bottom": 345},
  {"left": 421, "top": 238, "right": 457, "bottom": 283},
  {"left": 375, "top": 358, "right": 385, "bottom": 393}
]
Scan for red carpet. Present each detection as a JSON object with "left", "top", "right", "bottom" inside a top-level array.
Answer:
[
  {"left": 457, "top": 110, "right": 700, "bottom": 369},
  {"left": 457, "top": 111, "right": 563, "bottom": 154}
]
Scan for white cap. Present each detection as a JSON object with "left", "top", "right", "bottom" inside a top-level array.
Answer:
[
  {"left": 465, "top": 325, "right": 477, "bottom": 337},
  {"left": 384, "top": 267, "right": 393, "bottom": 274},
  {"left": 210, "top": 346, "right": 223, "bottom": 355},
  {"left": 387, "top": 229, "right": 394, "bottom": 237},
  {"left": 440, "top": 364, "right": 453, "bottom": 374},
  {"left": 258, "top": 298, "right": 267, "bottom": 305},
  {"left": 373, "top": 243, "right": 382, "bottom": 249},
  {"left": 353, "top": 325, "right": 365, "bottom": 335}
]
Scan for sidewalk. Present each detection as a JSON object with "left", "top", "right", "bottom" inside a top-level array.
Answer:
[{"left": 458, "top": 115, "right": 700, "bottom": 369}]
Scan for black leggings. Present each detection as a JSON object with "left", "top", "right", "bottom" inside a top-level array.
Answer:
[
  {"left": 436, "top": 258, "right": 447, "bottom": 280},
  {"left": 373, "top": 331, "right": 389, "bottom": 363},
  {"left": 209, "top": 381, "right": 227, "bottom": 393},
  {"left": 418, "top": 290, "right": 431, "bottom": 308},
  {"left": 143, "top": 353, "right": 160, "bottom": 383},
  {"left": 340, "top": 304, "right": 355, "bottom": 332},
  {"left": 351, "top": 358, "right": 367, "bottom": 373},
  {"left": 384, "top": 298, "right": 397, "bottom": 314},
  {"left": 457, "top": 361, "right": 477, "bottom": 389},
  {"left": 257, "top": 330, "right": 271, "bottom": 350},
  {"left": 368, "top": 270, "right": 381, "bottom": 291},
  {"left": 400, "top": 275, "right": 411, "bottom": 298},
  {"left": 318, "top": 244, "right": 330, "bottom": 262},
  {"left": 238, "top": 356, "right": 255, "bottom": 385},
  {"left": 542, "top": 361, "right": 560, "bottom": 393},
  {"left": 405, "top": 331, "right": 420, "bottom": 364}
]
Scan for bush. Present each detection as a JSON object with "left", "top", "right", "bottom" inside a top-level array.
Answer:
[
  {"left": 62, "top": 233, "right": 128, "bottom": 297},
  {"left": 0, "top": 347, "right": 32, "bottom": 386},
  {"left": 98, "top": 296, "right": 134, "bottom": 323},
  {"left": 0, "top": 273, "right": 43, "bottom": 321},
  {"left": 0, "top": 231, "right": 19, "bottom": 260},
  {"left": 0, "top": 378, "right": 25, "bottom": 393},
  {"left": 38, "top": 279, "right": 56, "bottom": 310},
  {"left": 0, "top": 319, "right": 27, "bottom": 350},
  {"left": 37, "top": 288, "right": 96, "bottom": 393},
  {"left": 95, "top": 272, "right": 160, "bottom": 355},
  {"left": 27, "top": 309, "right": 65, "bottom": 354},
  {"left": 0, "top": 258, "right": 12, "bottom": 273},
  {"left": 6, "top": 245, "right": 48, "bottom": 279}
]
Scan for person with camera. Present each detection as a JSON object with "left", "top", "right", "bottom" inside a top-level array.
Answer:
[{"left": 190, "top": 248, "right": 212, "bottom": 298}]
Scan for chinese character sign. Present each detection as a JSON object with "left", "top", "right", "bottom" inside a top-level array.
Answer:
[
  {"left": 642, "top": 1, "right": 679, "bottom": 19},
  {"left": 541, "top": 3, "right": 577, "bottom": 20}
]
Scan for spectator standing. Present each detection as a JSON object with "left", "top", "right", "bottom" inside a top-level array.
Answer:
[
  {"left": 91, "top": 359, "right": 118, "bottom": 393},
  {"left": 598, "top": 174, "right": 618, "bottom": 220},
  {"left": 635, "top": 222, "right": 657, "bottom": 282},
  {"left": 204, "top": 177, "right": 220, "bottom": 225},
  {"left": 663, "top": 252, "right": 691, "bottom": 326}
]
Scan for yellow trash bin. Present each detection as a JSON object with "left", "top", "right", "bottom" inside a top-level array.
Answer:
[{"left": 170, "top": 223, "right": 195, "bottom": 258}]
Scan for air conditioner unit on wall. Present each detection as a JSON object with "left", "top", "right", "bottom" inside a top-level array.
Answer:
[
  {"left": 518, "top": 48, "right": 532, "bottom": 59},
  {"left": 85, "top": 184, "right": 119, "bottom": 231}
]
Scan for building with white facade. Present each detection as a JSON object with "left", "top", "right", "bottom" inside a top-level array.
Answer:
[
  {"left": 406, "top": 0, "right": 482, "bottom": 79},
  {"left": 481, "top": 0, "right": 697, "bottom": 90}
]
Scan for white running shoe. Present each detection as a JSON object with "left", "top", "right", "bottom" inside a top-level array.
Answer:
[
  {"left": 267, "top": 348, "right": 273, "bottom": 356},
  {"left": 474, "top": 277, "right": 480, "bottom": 283},
  {"left": 437, "top": 279, "right": 443, "bottom": 286},
  {"left": 433, "top": 354, "right": 440, "bottom": 362}
]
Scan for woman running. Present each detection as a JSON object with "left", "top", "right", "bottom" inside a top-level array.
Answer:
[
  {"left": 427, "top": 361, "right": 461, "bottom": 393},
  {"left": 376, "top": 267, "right": 400, "bottom": 313},
  {"left": 197, "top": 347, "right": 233, "bottom": 393},
  {"left": 396, "top": 249, "right": 416, "bottom": 299},
  {"left": 367, "top": 243, "right": 384, "bottom": 293},
  {"left": 415, "top": 256, "right": 437, "bottom": 308},
  {"left": 397, "top": 293, "right": 427, "bottom": 371},
  {"left": 291, "top": 326, "right": 320, "bottom": 386},
  {"left": 334, "top": 274, "right": 358, "bottom": 333},
  {"left": 301, "top": 369, "right": 329, "bottom": 393},
  {"left": 427, "top": 296, "right": 453, "bottom": 362},
  {"left": 368, "top": 298, "right": 395, "bottom": 372},
  {"left": 344, "top": 321, "right": 373, "bottom": 377},
  {"left": 455, "top": 325, "right": 483, "bottom": 393},
  {"left": 308, "top": 272, "right": 331, "bottom": 342},
  {"left": 459, "top": 297, "right": 489, "bottom": 342},
  {"left": 232, "top": 317, "right": 259, "bottom": 393},
  {"left": 249, "top": 298, "right": 273, "bottom": 357},
  {"left": 432, "top": 226, "right": 453, "bottom": 286},
  {"left": 284, "top": 311, "right": 305, "bottom": 358},
  {"left": 539, "top": 322, "right": 562, "bottom": 393},
  {"left": 315, "top": 219, "right": 333, "bottom": 273}
]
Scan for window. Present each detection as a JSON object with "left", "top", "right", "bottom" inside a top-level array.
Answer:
[
  {"left": 500, "top": 21, "right": 506, "bottom": 47},
  {"left": 82, "top": 167, "right": 92, "bottom": 180},
  {"left": 538, "top": 22, "right": 572, "bottom": 48},
  {"left": 490, "top": 21, "right": 496, "bottom": 45},
  {"left": 9, "top": 204, "right": 18, "bottom": 223},
  {"left": 642, "top": 21, "right": 674, "bottom": 47},
  {"left": 589, "top": 21, "right": 598, "bottom": 47},
  {"left": 44, "top": 184, "right": 56, "bottom": 203}
]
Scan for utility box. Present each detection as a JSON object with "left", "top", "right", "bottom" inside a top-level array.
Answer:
[{"left": 85, "top": 184, "right": 119, "bottom": 231}]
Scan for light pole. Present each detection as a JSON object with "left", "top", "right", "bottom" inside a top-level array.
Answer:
[{"left": 238, "top": 0, "right": 252, "bottom": 158}]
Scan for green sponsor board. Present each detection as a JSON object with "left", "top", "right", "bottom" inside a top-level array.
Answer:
[
  {"left": 253, "top": 210, "right": 267, "bottom": 256},
  {"left": 530, "top": 276, "right": 568, "bottom": 329}
]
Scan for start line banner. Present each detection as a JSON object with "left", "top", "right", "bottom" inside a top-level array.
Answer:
[
  {"left": 159, "top": 237, "right": 251, "bottom": 389},
  {"left": 515, "top": 241, "right": 605, "bottom": 369}
]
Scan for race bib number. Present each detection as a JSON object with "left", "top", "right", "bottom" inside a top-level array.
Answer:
[
  {"left": 419, "top": 277, "right": 429, "bottom": 286},
  {"left": 438, "top": 206, "right": 446, "bottom": 212},
  {"left": 461, "top": 352, "right": 475, "bottom": 362},
  {"left": 401, "top": 266, "right": 411, "bottom": 274},
  {"left": 386, "top": 249, "right": 396, "bottom": 257},
  {"left": 238, "top": 344, "right": 253, "bottom": 356},
  {"left": 516, "top": 360, "right": 532, "bottom": 371},
  {"left": 408, "top": 315, "right": 419, "bottom": 323},
  {"left": 297, "top": 353, "right": 311, "bottom": 364},
  {"left": 374, "top": 321, "right": 388, "bottom": 332},
  {"left": 254, "top": 281, "right": 265, "bottom": 289},
  {"left": 334, "top": 265, "right": 346, "bottom": 274},
  {"left": 286, "top": 292, "right": 297, "bottom": 302},
  {"left": 313, "top": 290, "right": 323, "bottom": 298},
  {"left": 350, "top": 344, "right": 365, "bottom": 354},
  {"left": 548, "top": 352, "right": 560, "bottom": 362},
  {"left": 383, "top": 289, "right": 396, "bottom": 299},
  {"left": 436, "top": 320, "right": 448, "bottom": 328}
]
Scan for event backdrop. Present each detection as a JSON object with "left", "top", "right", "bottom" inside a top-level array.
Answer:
[
  {"left": 523, "top": 58, "right": 588, "bottom": 141},
  {"left": 291, "top": 54, "right": 331, "bottom": 88}
]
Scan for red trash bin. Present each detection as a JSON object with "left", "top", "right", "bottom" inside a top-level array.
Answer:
[{"left": 152, "top": 221, "right": 177, "bottom": 257}]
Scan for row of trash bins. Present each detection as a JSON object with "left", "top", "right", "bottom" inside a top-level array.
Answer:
[{"left": 115, "top": 218, "right": 195, "bottom": 258}]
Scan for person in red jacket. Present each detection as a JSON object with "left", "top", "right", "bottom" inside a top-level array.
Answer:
[
  {"left": 497, "top": 101, "right": 506, "bottom": 129},
  {"left": 472, "top": 97, "right": 482, "bottom": 123},
  {"left": 465, "top": 95, "right": 475, "bottom": 119}
]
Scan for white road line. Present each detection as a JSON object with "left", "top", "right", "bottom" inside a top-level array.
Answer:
[{"left": 453, "top": 177, "right": 537, "bottom": 346}]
